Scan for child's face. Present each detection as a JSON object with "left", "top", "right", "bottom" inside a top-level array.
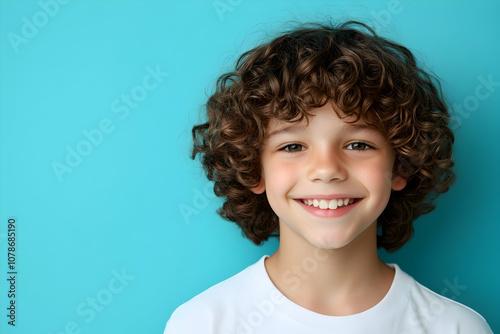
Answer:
[{"left": 252, "top": 103, "right": 406, "bottom": 250}]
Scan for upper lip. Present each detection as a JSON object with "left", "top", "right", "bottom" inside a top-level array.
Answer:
[{"left": 295, "top": 194, "right": 361, "bottom": 200}]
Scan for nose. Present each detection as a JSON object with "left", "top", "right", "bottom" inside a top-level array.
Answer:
[{"left": 307, "top": 147, "right": 347, "bottom": 182}]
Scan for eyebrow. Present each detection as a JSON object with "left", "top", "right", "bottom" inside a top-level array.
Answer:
[
  {"left": 345, "top": 123, "right": 382, "bottom": 135},
  {"left": 265, "top": 123, "right": 308, "bottom": 140}
]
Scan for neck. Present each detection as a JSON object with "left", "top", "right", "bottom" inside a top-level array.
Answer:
[{"left": 264, "top": 222, "right": 394, "bottom": 316}]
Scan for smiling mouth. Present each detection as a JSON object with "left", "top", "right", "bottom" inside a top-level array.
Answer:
[{"left": 300, "top": 198, "right": 360, "bottom": 210}]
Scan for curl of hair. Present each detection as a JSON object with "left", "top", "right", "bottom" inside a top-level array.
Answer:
[{"left": 192, "top": 20, "right": 455, "bottom": 252}]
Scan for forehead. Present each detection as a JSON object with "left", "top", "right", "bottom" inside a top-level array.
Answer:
[{"left": 264, "top": 109, "right": 383, "bottom": 140}]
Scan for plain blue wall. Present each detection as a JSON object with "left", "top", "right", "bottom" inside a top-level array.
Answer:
[{"left": 0, "top": 0, "right": 498, "bottom": 333}]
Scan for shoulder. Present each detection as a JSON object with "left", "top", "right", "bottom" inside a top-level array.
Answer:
[
  {"left": 163, "top": 256, "right": 268, "bottom": 334},
  {"left": 394, "top": 265, "right": 492, "bottom": 333}
]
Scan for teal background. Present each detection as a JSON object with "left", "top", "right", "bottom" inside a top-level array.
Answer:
[{"left": 0, "top": 0, "right": 499, "bottom": 333}]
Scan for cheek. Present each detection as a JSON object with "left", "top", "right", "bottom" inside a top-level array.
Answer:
[
  {"left": 264, "top": 160, "right": 298, "bottom": 195},
  {"left": 357, "top": 160, "right": 394, "bottom": 196}
]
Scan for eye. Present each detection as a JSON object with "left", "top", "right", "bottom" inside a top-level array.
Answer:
[
  {"left": 280, "top": 143, "right": 306, "bottom": 153},
  {"left": 345, "top": 142, "right": 372, "bottom": 150}
]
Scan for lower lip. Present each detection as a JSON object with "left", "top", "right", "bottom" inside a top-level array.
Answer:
[{"left": 295, "top": 199, "right": 362, "bottom": 218}]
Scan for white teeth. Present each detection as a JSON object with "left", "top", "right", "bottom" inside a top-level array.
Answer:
[
  {"left": 328, "top": 200, "right": 337, "bottom": 210},
  {"left": 302, "top": 198, "right": 356, "bottom": 210}
]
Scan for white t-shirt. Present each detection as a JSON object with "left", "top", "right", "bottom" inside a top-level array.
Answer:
[{"left": 164, "top": 255, "right": 492, "bottom": 334}]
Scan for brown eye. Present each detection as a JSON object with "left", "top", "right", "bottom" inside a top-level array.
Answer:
[
  {"left": 283, "top": 144, "right": 305, "bottom": 152},
  {"left": 346, "top": 142, "right": 371, "bottom": 150}
]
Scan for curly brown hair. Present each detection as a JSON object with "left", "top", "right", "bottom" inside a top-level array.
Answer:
[{"left": 192, "top": 20, "right": 455, "bottom": 252}]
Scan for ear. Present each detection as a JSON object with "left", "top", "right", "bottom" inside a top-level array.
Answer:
[
  {"left": 391, "top": 174, "right": 407, "bottom": 191},
  {"left": 250, "top": 178, "right": 266, "bottom": 194}
]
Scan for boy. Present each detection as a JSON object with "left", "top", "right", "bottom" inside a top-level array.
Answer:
[{"left": 164, "top": 21, "right": 492, "bottom": 333}]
